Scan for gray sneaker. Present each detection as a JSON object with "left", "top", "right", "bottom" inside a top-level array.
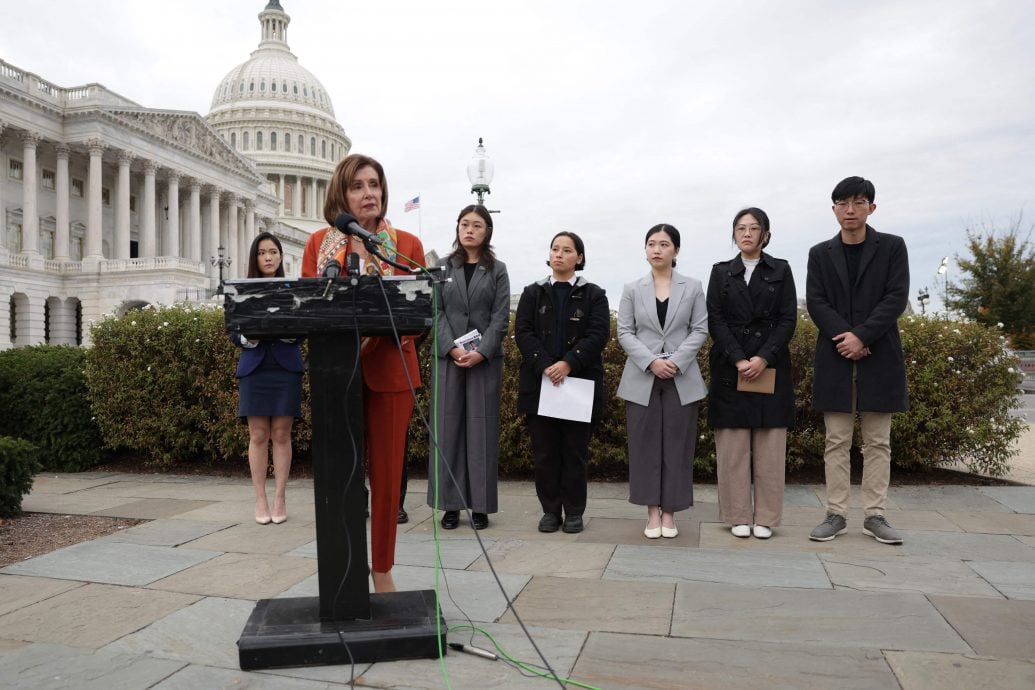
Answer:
[
  {"left": 863, "top": 515, "right": 903, "bottom": 544},
  {"left": 809, "top": 513, "right": 847, "bottom": 541}
]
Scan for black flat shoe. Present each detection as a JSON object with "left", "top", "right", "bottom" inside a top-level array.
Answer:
[
  {"left": 441, "top": 510, "right": 459, "bottom": 530},
  {"left": 471, "top": 512, "right": 489, "bottom": 530},
  {"left": 538, "top": 513, "right": 562, "bottom": 533},
  {"left": 397, "top": 507, "right": 409, "bottom": 524},
  {"left": 562, "top": 515, "right": 584, "bottom": 534}
]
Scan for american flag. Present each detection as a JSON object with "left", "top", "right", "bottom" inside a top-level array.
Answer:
[{"left": 404, "top": 196, "right": 420, "bottom": 212}]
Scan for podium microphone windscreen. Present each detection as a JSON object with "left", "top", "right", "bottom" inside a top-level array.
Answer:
[
  {"left": 334, "top": 212, "right": 384, "bottom": 245},
  {"left": 323, "top": 258, "right": 341, "bottom": 278}
]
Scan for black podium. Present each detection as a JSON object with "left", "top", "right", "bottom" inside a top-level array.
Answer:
[{"left": 224, "top": 275, "right": 445, "bottom": 670}]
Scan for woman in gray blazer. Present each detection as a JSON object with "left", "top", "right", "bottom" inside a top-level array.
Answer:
[
  {"left": 428, "top": 205, "right": 510, "bottom": 530},
  {"left": 617, "top": 224, "right": 709, "bottom": 539}
]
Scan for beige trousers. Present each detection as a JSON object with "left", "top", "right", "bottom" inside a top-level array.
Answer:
[
  {"left": 715, "top": 427, "right": 786, "bottom": 527},
  {"left": 822, "top": 383, "right": 892, "bottom": 517}
]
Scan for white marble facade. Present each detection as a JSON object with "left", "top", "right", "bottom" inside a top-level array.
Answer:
[{"left": 0, "top": 1, "right": 350, "bottom": 348}]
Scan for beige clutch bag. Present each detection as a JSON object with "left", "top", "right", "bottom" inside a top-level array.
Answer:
[{"left": 737, "top": 368, "right": 775, "bottom": 394}]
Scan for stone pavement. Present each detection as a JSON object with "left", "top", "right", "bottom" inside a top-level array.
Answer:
[{"left": 2, "top": 474, "right": 1035, "bottom": 689}]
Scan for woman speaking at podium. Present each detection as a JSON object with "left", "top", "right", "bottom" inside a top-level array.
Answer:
[{"left": 301, "top": 154, "right": 426, "bottom": 593}]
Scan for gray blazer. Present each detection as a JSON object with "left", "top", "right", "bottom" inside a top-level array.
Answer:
[
  {"left": 435, "top": 256, "right": 511, "bottom": 359},
  {"left": 616, "top": 270, "right": 709, "bottom": 407}
]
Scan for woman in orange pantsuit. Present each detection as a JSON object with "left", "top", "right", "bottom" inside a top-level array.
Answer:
[{"left": 301, "top": 153, "right": 426, "bottom": 593}]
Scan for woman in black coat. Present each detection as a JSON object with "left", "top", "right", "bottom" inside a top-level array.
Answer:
[
  {"left": 515, "top": 231, "right": 610, "bottom": 535},
  {"left": 706, "top": 208, "right": 796, "bottom": 539}
]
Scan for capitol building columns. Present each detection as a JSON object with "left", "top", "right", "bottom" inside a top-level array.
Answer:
[
  {"left": 163, "top": 171, "right": 181, "bottom": 259},
  {"left": 140, "top": 160, "right": 158, "bottom": 259},
  {"left": 20, "top": 131, "right": 41, "bottom": 256},
  {"left": 115, "top": 150, "right": 133, "bottom": 260},
  {"left": 205, "top": 185, "right": 221, "bottom": 282},
  {"left": 54, "top": 143, "right": 71, "bottom": 261},
  {"left": 85, "top": 139, "right": 105, "bottom": 260},
  {"left": 187, "top": 179, "right": 202, "bottom": 263}
]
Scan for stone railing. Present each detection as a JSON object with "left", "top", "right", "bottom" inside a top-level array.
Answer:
[
  {"left": 175, "top": 287, "right": 218, "bottom": 302},
  {"left": 43, "top": 260, "right": 83, "bottom": 274},
  {"left": 0, "top": 58, "right": 138, "bottom": 108},
  {"left": 100, "top": 257, "right": 206, "bottom": 273}
]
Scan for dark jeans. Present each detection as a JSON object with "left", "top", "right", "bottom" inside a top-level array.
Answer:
[{"left": 527, "top": 414, "right": 592, "bottom": 517}]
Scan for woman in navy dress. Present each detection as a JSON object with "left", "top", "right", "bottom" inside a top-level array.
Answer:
[{"left": 233, "top": 232, "right": 304, "bottom": 524}]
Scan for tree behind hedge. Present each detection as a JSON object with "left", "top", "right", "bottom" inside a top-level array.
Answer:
[{"left": 0, "top": 346, "right": 105, "bottom": 471}]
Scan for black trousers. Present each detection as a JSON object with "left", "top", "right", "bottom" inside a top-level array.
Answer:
[{"left": 527, "top": 414, "right": 592, "bottom": 517}]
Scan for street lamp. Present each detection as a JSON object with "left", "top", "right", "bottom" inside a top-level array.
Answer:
[
  {"left": 467, "top": 137, "right": 495, "bottom": 207},
  {"left": 210, "top": 245, "right": 232, "bottom": 284},
  {"left": 917, "top": 287, "right": 930, "bottom": 315},
  {"left": 937, "top": 256, "right": 949, "bottom": 311}
]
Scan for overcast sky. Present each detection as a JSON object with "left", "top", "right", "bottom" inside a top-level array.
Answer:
[{"left": 5, "top": 0, "right": 1034, "bottom": 310}]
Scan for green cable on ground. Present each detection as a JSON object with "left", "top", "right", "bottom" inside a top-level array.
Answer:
[{"left": 449, "top": 624, "right": 602, "bottom": 690}]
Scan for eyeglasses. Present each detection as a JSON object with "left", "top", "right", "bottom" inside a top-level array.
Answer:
[
  {"left": 734, "top": 225, "right": 762, "bottom": 235},
  {"left": 834, "top": 198, "right": 872, "bottom": 210}
]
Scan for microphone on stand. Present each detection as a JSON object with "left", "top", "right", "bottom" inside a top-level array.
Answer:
[
  {"left": 334, "top": 212, "right": 384, "bottom": 246},
  {"left": 322, "top": 258, "right": 342, "bottom": 278}
]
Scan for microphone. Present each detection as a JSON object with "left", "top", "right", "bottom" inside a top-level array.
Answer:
[
  {"left": 322, "top": 258, "right": 341, "bottom": 278},
  {"left": 334, "top": 212, "right": 384, "bottom": 246}
]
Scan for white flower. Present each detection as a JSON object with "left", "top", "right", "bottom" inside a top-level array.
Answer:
[
  {"left": 1008, "top": 367, "right": 1015, "bottom": 374},
  {"left": 947, "top": 356, "right": 954, "bottom": 362},
  {"left": 912, "top": 360, "right": 918, "bottom": 365},
  {"left": 997, "top": 322, "right": 1004, "bottom": 328},
  {"left": 163, "top": 321, "right": 169, "bottom": 327},
  {"left": 130, "top": 320, "right": 137, "bottom": 326},
  {"left": 147, "top": 366, "right": 152, "bottom": 371}
]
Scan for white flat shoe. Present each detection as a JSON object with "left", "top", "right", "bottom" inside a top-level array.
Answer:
[
  {"left": 644, "top": 525, "right": 662, "bottom": 539},
  {"left": 753, "top": 525, "right": 772, "bottom": 539},
  {"left": 661, "top": 525, "right": 678, "bottom": 538},
  {"left": 731, "top": 524, "right": 751, "bottom": 538}
]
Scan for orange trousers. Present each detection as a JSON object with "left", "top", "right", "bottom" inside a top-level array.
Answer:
[{"left": 365, "top": 388, "right": 413, "bottom": 572}]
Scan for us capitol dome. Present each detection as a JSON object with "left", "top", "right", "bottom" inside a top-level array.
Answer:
[{"left": 206, "top": 0, "right": 351, "bottom": 234}]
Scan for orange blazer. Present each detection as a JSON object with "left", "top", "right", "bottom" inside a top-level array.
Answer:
[{"left": 302, "top": 226, "right": 427, "bottom": 393}]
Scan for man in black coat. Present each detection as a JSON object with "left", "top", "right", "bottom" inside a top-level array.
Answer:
[{"left": 806, "top": 176, "right": 909, "bottom": 545}]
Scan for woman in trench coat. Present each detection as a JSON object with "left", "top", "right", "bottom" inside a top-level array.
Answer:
[{"left": 706, "top": 207, "right": 797, "bottom": 539}]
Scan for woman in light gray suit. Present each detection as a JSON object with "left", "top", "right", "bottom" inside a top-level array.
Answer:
[
  {"left": 428, "top": 205, "right": 510, "bottom": 530},
  {"left": 617, "top": 224, "right": 709, "bottom": 539}
]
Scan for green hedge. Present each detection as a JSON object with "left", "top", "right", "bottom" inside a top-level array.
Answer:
[
  {"left": 0, "top": 346, "right": 106, "bottom": 471},
  {"left": 85, "top": 307, "right": 1022, "bottom": 477},
  {"left": 0, "top": 436, "right": 41, "bottom": 517},
  {"left": 85, "top": 304, "right": 311, "bottom": 467}
]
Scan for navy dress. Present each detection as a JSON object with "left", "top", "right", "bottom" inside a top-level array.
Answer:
[{"left": 234, "top": 336, "right": 304, "bottom": 418}]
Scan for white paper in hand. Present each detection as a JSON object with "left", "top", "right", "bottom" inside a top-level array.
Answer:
[{"left": 537, "top": 374, "right": 594, "bottom": 423}]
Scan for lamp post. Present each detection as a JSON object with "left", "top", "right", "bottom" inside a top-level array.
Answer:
[
  {"left": 917, "top": 287, "right": 930, "bottom": 315},
  {"left": 210, "top": 245, "right": 232, "bottom": 286},
  {"left": 937, "top": 256, "right": 949, "bottom": 313},
  {"left": 467, "top": 137, "right": 496, "bottom": 210}
]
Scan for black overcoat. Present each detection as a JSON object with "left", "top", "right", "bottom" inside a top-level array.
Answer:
[
  {"left": 706, "top": 253, "right": 797, "bottom": 428},
  {"left": 514, "top": 277, "right": 610, "bottom": 421},
  {"left": 805, "top": 226, "right": 909, "bottom": 413}
]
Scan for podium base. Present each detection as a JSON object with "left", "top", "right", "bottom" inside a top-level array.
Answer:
[{"left": 238, "top": 591, "right": 445, "bottom": 670}]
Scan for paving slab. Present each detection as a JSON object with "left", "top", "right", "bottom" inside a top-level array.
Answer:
[
  {"left": 172, "top": 499, "right": 315, "bottom": 525},
  {"left": 27, "top": 475, "right": 121, "bottom": 494},
  {"left": 941, "top": 511, "right": 1035, "bottom": 536},
  {"left": 0, "top": 639, "right": 28, "bottom": 651},
  {"left": 888, "top": 486, "right": 1013, "bottom": 512},
  {"left": 20, "top": 491, "right": 139, "bottom": 515},
  {"left": 182, "top": 522, "right": 316, "bottom": 555},
  {"left": 147, "top": 552, "right": 317, "bottom": 600},
  {"left": 979, "top": 486, "right": 1035, "bottom": 513},
  {"left": 89, "top": 481, "right": 252, "bottom": 502},
  {"left": 1018, "top": 535, "right": 1035, "bottom": 548},
  {"left": 820, "top": 553, "right": 1003, "bottom": 597},
  {"left": 0, "top": 642, "right": 186, "bottom": 689},
  {"left": 699, "top": 522, "right": 897, "bottom": 556},
  {"left": 90, "top": 498, "right": 216, "bottom": 519},
  {"left": 468, "top": 540, "right": 615, "bottom": 579},
  {"left": 781, "top": 484, "right": 824, "bottom": 507},
  {"left": 0, "top": 541, "right": 221, "bottom": 586},
  {"left": 0, "top": 574, "right": 83, "bottom": 616},
  {"left": 884, "top": 651, "right": 1035, "bottom": 690},
  {"left": 814, "top": 486, "right": 902, "bottom": 510},
  {"left": 928, "top": 595, "right": 1035, "bottom": 659},
  {"left": 0, "top": 583, "right": 200, "bottom": 647},
  {"left": 103, "top": 596, "right": 255, "bottom": 670},
  {"left": 671, "top": 581, "right": 971, "bottom": 653},
  {"left": 394, "top": 565, "right": 532, "bottom": 624},
  {"left": 572, "top": 631, "right": 898, "bottom": 690},
  {"left": 293, "top": 623, "right": 587, "bottom": 690},
  {"left": 966, "top": 560, "right": 1035, "bottom": 599},
  {"left": 153, "top": 664, "right": 338, "bottom": 689},
  {"left": 98, "top": 519, "right": 236, "bottom": 546},
  {"left": 575, "top": 516, "right": 702, "bottom": 547},
  {"left": 900, "top": 530, "right": 1035, "bottom": 562},
  {"left": 501, "top": 575, "right": 674, "bottom": 635},
  {"left": 605, "top": 543, "right": 832, "bottom": 589},
  {"left": 395, "top": 532, "right": 498, "bottom": 569}
]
